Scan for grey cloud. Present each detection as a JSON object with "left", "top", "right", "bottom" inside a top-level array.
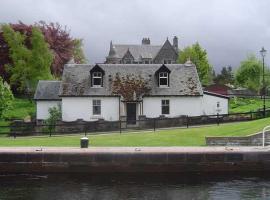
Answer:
[{"left": 1, "top": 0, "right": 270, "bottom": 71}]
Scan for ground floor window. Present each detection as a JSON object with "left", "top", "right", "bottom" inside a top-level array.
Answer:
[
  {"left": 93, "top": 100, "right": 101, "bottom": 115},
  {"left": 161, "top": 99, "right": 170, "bottom": 114}
]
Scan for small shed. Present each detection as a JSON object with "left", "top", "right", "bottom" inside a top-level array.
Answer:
[
  {"left": 202, "top": 91, "right": 229, "bottom": 115},
  {"left": 34, "top": 80, "right": 61, "bottom": 120}
]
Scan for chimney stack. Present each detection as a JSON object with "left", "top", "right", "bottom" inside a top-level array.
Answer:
[
  {"left": 173, "top": 36, "right": 178, "bottom": 52},
  {"left": 142, "top": 37, "right": 150, "bottom": 45}
]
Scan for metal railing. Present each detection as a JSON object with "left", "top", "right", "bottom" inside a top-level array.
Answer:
[{"left": 0, "top": 109, "right": 269, "bottom": 138}]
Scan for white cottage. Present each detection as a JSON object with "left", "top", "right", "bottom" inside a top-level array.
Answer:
[{"left": 34, "top": 62, "right": 229, "bottom": 123}]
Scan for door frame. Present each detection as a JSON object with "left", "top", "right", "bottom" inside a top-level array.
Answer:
[{"left": 126, "top": 102, "right": 137, "bottom": 124}]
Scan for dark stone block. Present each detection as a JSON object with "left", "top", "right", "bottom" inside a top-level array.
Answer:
[
  {"left": 94, "top": 153, "right": 114, "bottom": 162},
  {"left": 0, "top": 153, "right": 26, "bottom": 162},
  {"left": 42, "top": 153, "right": 61, "bottom": 162},
  {"left": 113, "top": 153, "right": 131, "bottom": 163},
  {"left": 258, "top": 153, "right": 270, "bottom": 161},
  {"left": 61, "top": 153, "right": 94, "bottom": 163},
  {"left": 225, "top": 153, "right": 243, "bottom": 162},
  {"left": 26, "top": 153, "right": 43, "bottom": 162},
  {"left": 186, "top": 154, "right": 203, "bottom": 163},
  {"left": 205, "top": 154, "right": 225, "bottom": 162},
  {"left": 148, "top": 153, "right": 167, "bottom": 164},
  {"left": 129, "top": 153, "right": 149, "bottom": 164},
  {"left": 167, "top": 153, "right": 186, "bottom": 163}
]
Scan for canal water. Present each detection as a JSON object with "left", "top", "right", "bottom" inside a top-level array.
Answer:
[{"left": 1, "top": 173, "right": 270, "bottom": 200}]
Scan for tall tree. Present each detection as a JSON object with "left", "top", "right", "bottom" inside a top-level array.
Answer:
[
  {"left": 214, "top": 66, "right": 234, "bottom": 85},
  {"left": 0, "top": 77, "right": 13, "bottom": 119},
  {"left": 235, "top": 54, "right": 263, "bottom": 92},
  {"left": 2, "top": 25, "right": 53, "bottom": 95},
  {"left": 0, "top": 21, "right": 87, "bottom": 81},
  {"left": 177, "top": 42, "right": 212, "bottom": 85},
  {"left": 72, "top": 39, "right": 87, "bottom": 64}
]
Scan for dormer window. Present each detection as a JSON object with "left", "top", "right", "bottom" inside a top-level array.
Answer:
[
  {"left": 92, "top": 72, "right": 102, "bottom": 87},
  {"left": 155, "top": 64, "right": 171, "bottom": 88},
  {"left": 159, "top": 72, "right": 169, "bottom": 87},
  {"left": 90, "top": 64, "right": 105, "bottom": 88}
]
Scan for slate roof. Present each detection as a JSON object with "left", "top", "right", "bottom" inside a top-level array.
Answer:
[
  {"left": 114, "top": 44, "right": 162, "bottom": 60},
  {"left": 34, "top": 80, "right": 61, "bottom": 100},
  {"left": 59, "top": 63, "right": 203, "bottom": 97}
]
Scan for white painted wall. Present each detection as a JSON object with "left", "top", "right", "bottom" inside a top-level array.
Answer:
[
  {"left": 143, "top": 96, "right": 203, "bottom": 118},
  {"left": 36, "top": 101, "right": 61, "bottom": 120},
  {"left": 202, "top": 94, "right": 228, "bottom": 115},
  {"left": 62, "top": 97, "right": 119, "bottom": 121}
]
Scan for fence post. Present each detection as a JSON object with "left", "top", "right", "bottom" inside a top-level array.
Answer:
[
  {"left": 84, "top": 124, "right": 87, "bottom": 137},
  {"left": 119, "top": 120, "right": 122, "bottom": 134},
  {"left": 250, "top": 111, "right": 253, "bottom": 120},
  {"left": 49, "top": 125, "right": 52, "bottom": 137},
  {"left": 153, "top": 118, "right": 156, "bottom": 132},
  {"left": 217, "top": 113, "right": 220, "bottom": 126},
  {"left": 186, "top": 115, "right": 189, "bottom": 128}
]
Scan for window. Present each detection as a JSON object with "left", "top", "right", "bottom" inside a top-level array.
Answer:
[
  {"left": 164, "top": 60, "right": 171, "bottom": 64},
  {"left": 93, "top": 100, "right": 101, "bottom": 115},
  {"left": 92, "top": 72, "right": 102, "bottom": 87},
  {"left": 161, "top": 100, "right": 170, "bottom": 115},
  {"left": 125, "top": 59, "right": 132, "bottom": 64},
  {"left": 159, "top": 72, "right": 169, "bottom": 87}
]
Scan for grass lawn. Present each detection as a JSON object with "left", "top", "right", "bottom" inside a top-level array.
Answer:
[
  {"left": 0, "top": 117, "right": 270, "bottom": 147},
  {"left": 0, "top": 98, "right": 35, "bottom": 134},
  {"left": 229, "top": 97, "right": 270, "bottom": 113}
]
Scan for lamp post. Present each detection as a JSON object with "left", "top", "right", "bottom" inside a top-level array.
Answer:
[{"left": 260, "top": 47, "right": 267, "bottom": 117}]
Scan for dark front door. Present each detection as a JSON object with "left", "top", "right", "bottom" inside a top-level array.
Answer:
[{"left": 126, "top": 103, "right": 137, "bottom": 124}]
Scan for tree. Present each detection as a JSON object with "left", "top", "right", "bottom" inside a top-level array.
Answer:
[
  {"left": 235, "top": 54, "right": 264, "bottom": 92},
  {"left": 44, "top": 105, "right": 61, "bottom": 134},
  {"left": 0, "top": 21, "right": 87, "bottom": 81},
  {"left": 72, "top": 39, "right": 87, "bottom": 64},
  {"left": 2, "top": 24, "right": 53, "bottom": 95},
  {"left": 0, "top": 77, "right": 13, "bottom": 119},
  {"left": 112, "top": 74, "right": 151, "bottom": 101},
  {"left": 177, "top": 42, "right": 212, "bottom": 85},
  {"left": 214, "top": 66, "right": 234, "bottom": 85}
]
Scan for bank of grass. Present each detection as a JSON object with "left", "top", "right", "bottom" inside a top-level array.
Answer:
[
  {"left": 0, "top": 98, "right": 35, "bottom": 134},
  {"left": 0, "top": 117, "right": 270, "bottom": 147},
  {"left": 229, "top": 97, "right": 270, "bottom": 113}
]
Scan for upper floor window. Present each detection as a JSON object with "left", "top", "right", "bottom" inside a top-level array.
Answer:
[
  {"left": 92, "top": 72, "right": 102, "bottom": 87},
  {"left": 90, "top": 64, "right": 105, "bottom": 88},
  {"left": 159, "top": 72, "right": 169, "bottom": 87}
]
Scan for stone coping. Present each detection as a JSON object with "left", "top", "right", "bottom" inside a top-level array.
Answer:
[{"left": 0, "top": 146, "right": 269, "bottom": 153}]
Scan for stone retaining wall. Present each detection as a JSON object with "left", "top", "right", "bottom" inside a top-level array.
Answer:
[
  {"left": 206, "top": 131, "right": 270, "bottom": 146},
  {"left": 0, "top": 147, "right": 270, "bottom": 173}
]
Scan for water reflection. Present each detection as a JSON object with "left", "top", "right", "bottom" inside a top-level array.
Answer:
[{"left": 1, "top": 173, "right": 270, "bottom": 200}]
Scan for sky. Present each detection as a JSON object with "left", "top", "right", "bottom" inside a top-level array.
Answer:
[{"left": 1, "top": 0, "right": 270, "bottom": 72}]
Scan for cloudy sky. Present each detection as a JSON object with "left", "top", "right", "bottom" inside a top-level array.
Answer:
[{"left": 1, "top": 0, "right": 270, "bottom": 71}]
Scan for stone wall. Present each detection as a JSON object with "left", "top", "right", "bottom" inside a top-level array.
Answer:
[
  {"left": 1, "top": 147, "right": 270, "bottom": 173},
  {"left": 206, "top": 131, "right": 270, "bottom": 146}
]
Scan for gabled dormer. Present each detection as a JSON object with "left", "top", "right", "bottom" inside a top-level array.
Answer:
[
  {"left": 90, "top": 64, "right": 105, "bottom": 87},
  {"left": 155, "top": 64, "right": 171, "bottom": 87},
  {"left": 121, "top": 48, "right": 134, "bottom": 64},
  {"left": 153, "top": 38, "right": 178, "bottom": 64}
]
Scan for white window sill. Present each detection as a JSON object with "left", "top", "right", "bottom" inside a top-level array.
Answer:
[
  {"left": 91, "top": 115, "right": 102, "bottom": 119},
  {"left": 91, "top": 86, "right": 103, "bottom": 88},
  {"left": 159, "top": 86, "right": 169, "bottom": 88}
]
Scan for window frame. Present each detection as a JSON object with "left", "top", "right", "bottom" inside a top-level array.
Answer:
[
  {"left": 92, "top": 72, "right": 103, "bottom": 87},
  {"left": 92, "top": 99, "right": 101, "bottom": 115},
  {"left": 159, "top": 72, "right": 169, "bottom": 87},
  {"left": 161, "top": 99, "right": 170, "bottom": 115}
]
